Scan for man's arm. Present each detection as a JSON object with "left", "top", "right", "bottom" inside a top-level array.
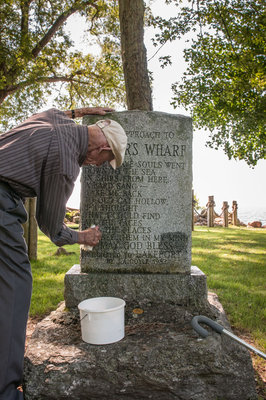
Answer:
[
  {"left": 37, "top": 174, "right": 102, "bottom": 247},
  {"left": 64, "top": 107, "right": 114, "bottom": 119}
]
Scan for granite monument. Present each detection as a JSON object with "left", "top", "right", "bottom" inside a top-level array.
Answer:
[{"left": 81, "top": 111, "right": 192, "bottom": 274}]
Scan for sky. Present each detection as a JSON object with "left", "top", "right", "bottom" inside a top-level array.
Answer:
[{"left": 66, "top": 0, "right": 266, "bottom": 220}]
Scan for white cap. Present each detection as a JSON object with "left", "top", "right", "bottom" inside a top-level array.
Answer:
[{"left": 96, "top": 119, "right": 127, "bottom": 169}]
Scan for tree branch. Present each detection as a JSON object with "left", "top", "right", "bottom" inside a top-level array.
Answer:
[
  {"left": 31, "top": 0, "right": 98, "bottom": 58},
  {"left": 20, "top": 0, "right": 33, "bottom": 45},
  {"left": 0, "top": 73, "right": 101, "bottom": 104},
  {"left": 148, "top": 42, "right": 167, "bottom": 62},
  {"left": 214, "top": 2, "right": 236, "bottom": 55},
  {"left": 213, "top": 1, "right": 251, "bottom": 74}
]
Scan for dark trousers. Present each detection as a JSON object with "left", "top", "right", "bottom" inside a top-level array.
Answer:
[{"left": 0, "top": 182, "right": 32, "bottom": 400}]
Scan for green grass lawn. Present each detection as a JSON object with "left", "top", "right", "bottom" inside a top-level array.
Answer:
[
  {"left": 192, "top": 226, "right": 265, "bottom": 350},
  {"left": 30, "top": 231, "right": 80, "bottom": 316},
  {"left": 30, "top": 226, "right": 266, "bottom": 353}
]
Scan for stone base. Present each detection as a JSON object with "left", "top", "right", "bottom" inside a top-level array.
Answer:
[
  {"left": 64, "top": 265, "right": 208, "bottom": 308},
  {"left": 23, "top": 293, "right": 257, "bottom": 400}
]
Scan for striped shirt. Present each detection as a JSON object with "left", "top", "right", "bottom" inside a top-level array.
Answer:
[{"left": 0, "top": 108, "right": 88, "bottom": 246}]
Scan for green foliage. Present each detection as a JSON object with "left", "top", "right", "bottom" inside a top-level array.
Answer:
[
  {"left": 151, "top": 0, "right": 266, "bottom": 166},
  {"left": 0, "top": 0, "right": 125, "bottom": 130},
  {"left": 193, "top": 191, "right": 201, "bottom": 210},
  {"left": 65, "top": 210, "right": 79, "bottom": 222},
  {"left": 2, "top": 0, "right": 265, "bottom": 165}
]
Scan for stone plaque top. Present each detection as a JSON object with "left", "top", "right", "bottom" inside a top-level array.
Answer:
[{"left": 80, "top": 111, "right": 192, "bottom": 274}]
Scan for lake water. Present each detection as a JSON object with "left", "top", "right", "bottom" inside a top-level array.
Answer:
[{"left": 237, "top": 207, "right": 266, "bottom": 225}]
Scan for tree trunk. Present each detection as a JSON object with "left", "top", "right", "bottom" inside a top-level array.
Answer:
[{"left": 118, "top": 0, "right": 153, "bottom": 111}]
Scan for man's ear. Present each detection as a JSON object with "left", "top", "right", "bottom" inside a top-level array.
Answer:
[{"left": 98, "top": 145, "right": 112, "bottom": 153}]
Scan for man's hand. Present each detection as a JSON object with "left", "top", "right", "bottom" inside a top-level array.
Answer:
[
  {"left": 78, "top": 225, "right": 102, "bottom": 246},
  {"left": 64, "top": 107, "right": 115, "bottom": 119},
  {"left": 79, "top": 107, "right": 115, "bottom": 116}
]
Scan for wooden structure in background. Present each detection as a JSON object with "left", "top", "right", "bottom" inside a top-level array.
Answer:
[
  {"left": 232, "top": 201, "right": 238, "bottom": 226},
  {"left": 222, "top": 201, "right": 229, "bottom": 227},
  {"left": 207, "top": 195, "right": 215, "bottom": 227}
]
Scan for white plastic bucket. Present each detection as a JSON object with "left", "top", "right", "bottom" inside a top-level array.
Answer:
[{"left": 78, "top": 297, "right": 126, "bottom": 345}]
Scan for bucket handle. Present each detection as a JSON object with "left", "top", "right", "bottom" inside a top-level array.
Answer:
[{"left": 80, "top": 313, "right": 91, "bottom": 322}]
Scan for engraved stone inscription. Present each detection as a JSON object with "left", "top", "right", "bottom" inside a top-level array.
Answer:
[{"left": 81, "top": 111, "right": 192, "bottom": 274}]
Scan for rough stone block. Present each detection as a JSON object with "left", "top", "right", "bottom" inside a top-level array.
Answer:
[
  {"left": 64, "top": 264, "right": 208, "bottom": 308},
  {"left": 23, "top": 294, "right": 257, "bottom": 400}
]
